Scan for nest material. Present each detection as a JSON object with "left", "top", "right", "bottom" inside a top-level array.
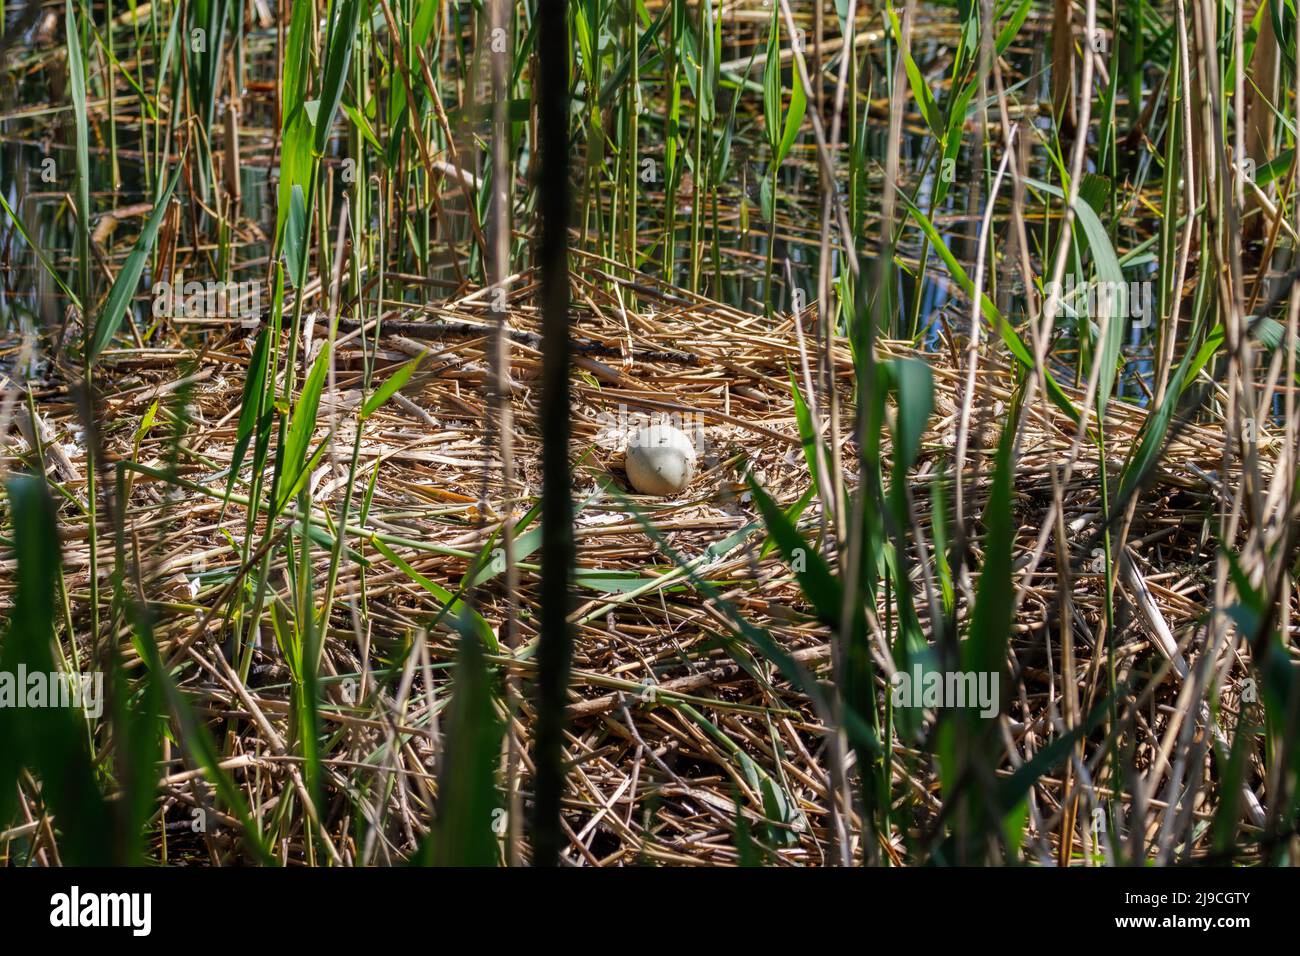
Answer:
[{"left": 0, "top": 261, "right": 1274, "bottom": 865}]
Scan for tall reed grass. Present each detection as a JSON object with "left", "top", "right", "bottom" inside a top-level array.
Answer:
[{"left": 0, "top": 0, "right": 1298, "bottom": 866}]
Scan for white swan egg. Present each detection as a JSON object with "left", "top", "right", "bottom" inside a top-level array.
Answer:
[{"left": 624, "top": 424, "right": 697, "bottom": 495}]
